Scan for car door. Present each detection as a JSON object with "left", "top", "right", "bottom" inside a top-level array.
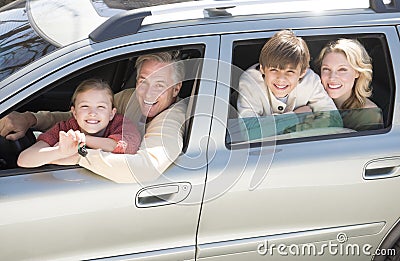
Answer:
[
  {"left": 0, "top": 35, "right": 220, "bottom": 261},
  {"left": 197, "top": 26, "right": 400, "bottom": 260}
]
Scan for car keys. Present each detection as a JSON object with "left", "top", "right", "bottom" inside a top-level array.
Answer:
[{"left": 78, "top": 142, "right": 88, "bottom": 157}]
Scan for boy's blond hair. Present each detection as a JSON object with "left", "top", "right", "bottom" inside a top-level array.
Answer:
[{"left": 259, "top": 30, "right": 310, "bottom": 74}]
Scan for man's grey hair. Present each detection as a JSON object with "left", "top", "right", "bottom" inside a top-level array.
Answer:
[{"left": 135, "top": 51, "right": 185, "bottom": 84}]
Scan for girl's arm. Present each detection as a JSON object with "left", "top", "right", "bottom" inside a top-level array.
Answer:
[
  {"left": 17, "top": 140, "right": 69, "bottom": 168},
  {"left": 51, "top": 154, "right": 80, "bottom": 165},
  {"left": 17, "top": 130, "right": 84, "bottom": 168},
  {"left": 85, "top": 135, "right": 117, "bottom": 152}
]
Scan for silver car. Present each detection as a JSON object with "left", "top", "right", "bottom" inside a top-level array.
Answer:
[{"left": 1, "top": 0, "right": 400, "bottom": 260}]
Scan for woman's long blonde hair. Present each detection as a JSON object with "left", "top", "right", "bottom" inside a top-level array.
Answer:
[{"left": 316, "top": 39, "right": 373, "bottom": 109}]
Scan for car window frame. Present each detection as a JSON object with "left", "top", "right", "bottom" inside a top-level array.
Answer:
[
  {"left": 218, "top": 26, "right": 397, "bottom": 150},
  {"left": 0, "top": 37, "right": 215, "bottom": 175}
]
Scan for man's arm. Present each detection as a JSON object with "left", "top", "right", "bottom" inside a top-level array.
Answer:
[
  {"left": 33, "top": 111, "right": 72, "bottom": 131},
  {"left": 0, "top": 111, "right": 37, "bottom": 140},
  {"left": 78, "top": 100, "right": 187, "bottom": 183},
  {"left": 0, "top": 110, "right": 72, "bottom": 140}
]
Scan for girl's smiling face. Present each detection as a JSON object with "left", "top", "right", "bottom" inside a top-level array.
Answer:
[{"left": 71, "top": 88, "right": 116, "bottom": 135}]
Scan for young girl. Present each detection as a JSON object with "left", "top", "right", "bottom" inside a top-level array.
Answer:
[
  {"left": 18, "top": 79, "right": 141, "bottom": 167},
  {"left": 317, "top": 38, "right": 383, "bottom": 130}
]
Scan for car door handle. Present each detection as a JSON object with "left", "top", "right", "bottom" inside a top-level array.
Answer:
[
  {"left": 363, "top": 157, "right": 400, "bottom": 180},
  {"left": 135, "top": 182, "right": 191, "bottom": 208}
]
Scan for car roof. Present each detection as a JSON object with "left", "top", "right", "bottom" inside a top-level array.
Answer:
[{"left": 29, "top": 0, "right": 399, "bottom": 47}]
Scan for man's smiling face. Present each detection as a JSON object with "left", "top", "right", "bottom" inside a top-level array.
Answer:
[{"left": 135, "top": 60, "right": 182, "bottom": 119}]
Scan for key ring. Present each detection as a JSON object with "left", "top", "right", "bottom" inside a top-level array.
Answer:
[{"left": 78, "top": 142, "right": 88, "bottom": 157}]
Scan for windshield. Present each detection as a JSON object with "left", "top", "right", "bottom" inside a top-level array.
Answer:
[{"left": 0, "top": 0, "right": 57, "bottom": 83}]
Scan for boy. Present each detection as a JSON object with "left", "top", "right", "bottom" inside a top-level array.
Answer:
[
  {"left": 236, "top": 30, "right": 341, "bottom": 136},
  {"left": 18, "top": 79, "right": 141, "bottom": 168},
  {"left": 238, "top": 29, "right": 338, "bottom": 117}
]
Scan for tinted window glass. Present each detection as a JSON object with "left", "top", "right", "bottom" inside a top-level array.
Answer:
[{"left": 0, "top": 0, "right": 57, "bottom": 83}]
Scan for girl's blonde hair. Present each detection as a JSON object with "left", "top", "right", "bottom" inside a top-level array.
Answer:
[
  {"left": 71, "top": 79, "right": 114, "bottom": 107},
  {"left": 316, "top": 38, "right": 373, "bottom": 109}
]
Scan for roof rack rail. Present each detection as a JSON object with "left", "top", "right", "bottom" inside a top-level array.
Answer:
[
  {"left": 89, "top": 1, "right": 243, "bottom": 42},
  {"left": 204, "top": 6, "right": 234, "bottom": 18},
  {"left": 89, "top": 10, "right": 152, "bottom": 42},
  {"left": 370, "top": 0, "right": 400, "bottom": 12},
  {"left": 89, "top": 0, "right": 397, "bottom": 43}
]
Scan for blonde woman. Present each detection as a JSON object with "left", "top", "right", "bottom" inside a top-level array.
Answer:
[{"left": 317, "top": 38, "right": 383, "bottom": 130}]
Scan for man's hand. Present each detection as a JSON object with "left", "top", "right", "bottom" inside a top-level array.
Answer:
[
  {"left": 58, "top": 130, "right": 86, "bottom": 158},
  {"left": 0, "top": 111, "right": 37, "bottom": 140}
]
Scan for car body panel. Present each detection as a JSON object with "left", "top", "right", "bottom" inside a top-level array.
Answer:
[{"left": 196, "top": 25, "right": 400, "bottom": 259}]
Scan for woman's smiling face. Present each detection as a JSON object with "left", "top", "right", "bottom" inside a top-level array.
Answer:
[{"left": 320, "top": 51, "right": 360, "bottom": 103}]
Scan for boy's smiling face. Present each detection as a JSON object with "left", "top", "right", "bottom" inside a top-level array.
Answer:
[{"left": 260, "top": 64, "right": 306, "bottom": 98}]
